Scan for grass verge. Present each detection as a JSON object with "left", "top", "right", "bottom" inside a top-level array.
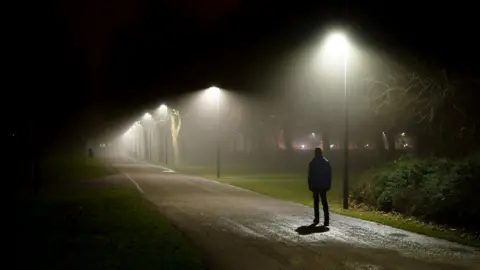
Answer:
[
  {"left": 16, "top": 156, "right": 204, "bottom": 270},
  {"left": 170, "top": 164, "right": 480, "bottom": 248}
]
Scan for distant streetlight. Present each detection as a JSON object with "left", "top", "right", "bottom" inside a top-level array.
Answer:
[
  {"left": 158, "top": 104, "right": 168, "bottom": 115},
  {"left": 324, "top": 31, "right": 350, "bottom": 209},
  {"left": 325, "top": 33, "right": 349, "bottom": 58},
  {"left": 122, "top": 125, "right": 134, "bottom": 156},
  {"left": 129, "top": 122, "right": 143, "bottom": 158},
  {"left": 311, "top": 132, "right": 316, "bottom": 137},
  {"left": 206, "top": 86, "right": 221, "bottom": 98},
  {"left": 156, "top": 104, "right": 169, "bottom": 165},
  {"left": 143, "top": 112, "right": 152, "bottom": 120},
  {"left": 205, "top": 86, "right": 222, "bottom": 178},
  {"left": 141, "top": 113, "right": 154, "bottom": 160},
  {"left": 124, "top": 125, "right": 133, "bottom": 136}
]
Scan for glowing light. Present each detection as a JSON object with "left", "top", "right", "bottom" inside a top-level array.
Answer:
[
  {"left": 143, "top": 112, "right": 152, "bottom": 120},
  {"left": 401, "top": 132, "right": 406, "bottom": 136},
  {"left": 325, "top": 32, "right": 349, "bottom": 57},
  {"left": 206, "top": 86, "right": 221, "bottom": 99},
  {"left": 156, "top": 104, "right": 168, "bottom": 119},
  {"left": 330, "top": 144, "right": 334, "bottom": 148},
  {"left": 134, "top": 121, "right": 144, "bottom": 128},
  {"left": 311, "top": 132, "right": 316, "bottom": 137},
  {"left": 365, "top": 144, "right": 369, "bottom": 147},
  {"left": 159, "top": 104, "right": 167, "bottom": 112},
  {"left": 301, "top": 144, "right": 305, "bottom": 149}
]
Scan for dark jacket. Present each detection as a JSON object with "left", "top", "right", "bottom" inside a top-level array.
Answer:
[{"left": 308, "top": 156, "right": 332, "bottom": 191}]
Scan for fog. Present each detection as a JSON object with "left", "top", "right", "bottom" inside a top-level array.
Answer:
[{"left": 96, "top": 27, "right": 475, "bottom": 178}]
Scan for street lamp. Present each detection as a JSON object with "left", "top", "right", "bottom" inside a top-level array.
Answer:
[
  {"left": 158, "top": 104, "right": 168, "bottom": 114},
  {"left": 130, "top": 122, "right": 142, "bottom": 158},
  {"left": 141, "top": 113, "right": 154, "bottom": 160},
  {"left": 143, "top": 112, "right": 152, "bottom": 120},
  {"left": 156, "top": 104, "right": 169, "bottom": 165},
  {"left": 325, "top": 32, "right": 350, "bottom": 209},
  {"left": 133, "top": 122, "right": 142, "bottom": 158},
  {"left": 206, "top": 86, "right": 220, "bottom": 99},
  {"left": 122, "top": 125, "right": 134, "bottom": 156},
  {"left": 205, "top": 86, "right": 221, "bottom": 178}
]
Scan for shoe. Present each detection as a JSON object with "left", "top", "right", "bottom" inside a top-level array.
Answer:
[
  {"left": 323, "top": 221, "right": 329, "bottom": 227},
  {"left": 313, "top": 219, "right": 319, "bottom": 225}
]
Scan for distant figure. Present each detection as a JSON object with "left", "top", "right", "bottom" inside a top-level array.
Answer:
[
  {"left": 88, "top": 148, "right": 94, "bottom": 158},
  {"left": 308, "top": 147, "right": 332, "bottom": 226}
]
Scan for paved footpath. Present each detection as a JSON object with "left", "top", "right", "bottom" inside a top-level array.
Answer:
[{"left": 108, "top": 157, "right": 480, "bottom": 270}]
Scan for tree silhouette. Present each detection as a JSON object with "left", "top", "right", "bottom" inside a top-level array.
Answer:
[{"left": 170, "top": 109, "right": 182, "bottom": 164}]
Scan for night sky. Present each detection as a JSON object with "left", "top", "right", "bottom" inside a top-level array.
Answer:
[{"left": 15, "top": 0, "right": 479, "bottom": 144}]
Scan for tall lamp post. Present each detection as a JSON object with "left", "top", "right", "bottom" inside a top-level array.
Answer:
[
  {"left": 142, "top": 113, "right": 153, "bottom": 161},
  {"left": 134, "top": 121, "right": 143, "bottom": 158},
  {"left": 325, "top": 32, "right": 350, "bottom": 209},
  {"left": 205, "top": 86, "right": 221, "bottom": 178},
  {"left": 156, "top": 104, "right": 169, "bottom": 165},
  {"left": 123, "top": 124, "right": 136, "bottom": 157}
]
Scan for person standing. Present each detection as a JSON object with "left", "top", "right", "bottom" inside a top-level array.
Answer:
[{"left": 308, "top": 147, "right": 332, "bottom": 226}]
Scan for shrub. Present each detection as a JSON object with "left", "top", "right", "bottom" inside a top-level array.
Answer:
[{"left": 352, "top": 152, "right": 480, "bottom": 230}]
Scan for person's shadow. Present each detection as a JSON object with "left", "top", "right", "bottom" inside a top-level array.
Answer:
[{"left": 295, "top": 224, "right": 330, "bottom": 235}]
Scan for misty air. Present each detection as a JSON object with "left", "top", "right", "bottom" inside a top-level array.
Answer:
[{"left": 14, "top": 1, "right": 480, "bottom": 270}]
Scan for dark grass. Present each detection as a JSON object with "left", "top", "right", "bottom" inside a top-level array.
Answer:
[
  {"left": 169, "top": 164, "right": 350, "bottom": 208},
  {"left": 16, "top": 155, "right": 204, "bottom": 270},
  {"left": 38, "top": 155, "right": 114, "bottom": 184},
  {"left": 170, "top": 164, "right": 480, "bottom": 247}
]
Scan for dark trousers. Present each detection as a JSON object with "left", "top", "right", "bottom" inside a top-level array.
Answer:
[{"left": 313, "top": 190, "right": 329, "bottom": 224}]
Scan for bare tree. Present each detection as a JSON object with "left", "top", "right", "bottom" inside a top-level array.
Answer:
[
  {"left": 365, "top": 54, "right": 477, "bottom": 156},
  {"left": 170, "top": 109, "right": 182, "bottom": 164}
]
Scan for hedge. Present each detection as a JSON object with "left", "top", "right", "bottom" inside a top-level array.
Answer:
[{"left": 352, "top": 152, "right": 480, "bottom": 230}]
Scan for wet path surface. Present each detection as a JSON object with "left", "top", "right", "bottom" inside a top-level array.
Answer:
[{"left": 108, "top": 158, "right": 480, "bottom": 270}]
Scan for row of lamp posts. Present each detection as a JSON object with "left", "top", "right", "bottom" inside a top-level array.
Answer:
[
  {"left": 124, "top": 86, "right": 221, "bottom": 172},
  {"left": 123, "top": 32, "right": 350, "bottom": 209}
]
